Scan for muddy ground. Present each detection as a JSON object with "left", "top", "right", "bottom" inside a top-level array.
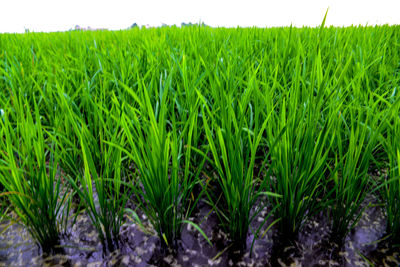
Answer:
[{"left": 1, "top": 192, "right": 400, "bottom": 267}]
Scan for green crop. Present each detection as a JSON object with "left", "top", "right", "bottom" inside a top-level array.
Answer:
[
  {"left": 0, "top": 24, "right": 399, "bottom": 253},
  {"left": 265, "top": 82, "right": 338, "bottom": 238},
  {"left": 55, "top": 87, "right": 130, "bottom": 251},
  {"left": 380, "top": 105, "right": 400, "bottom": 244},
  {"left": 198, "top": 68, "right": 279, "bottom": 246},
  {"left": 329, "top": 92, "right": 388, "bottom": 242},
  {"left": 0, "top": 98, "right": 71, "bottom": 251},
  {"left": 118, "top": 72, "right": 210, "bottom": 248}
]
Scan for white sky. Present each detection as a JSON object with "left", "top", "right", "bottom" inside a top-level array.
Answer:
[{"left": 0, "top": 0, "right": 399, "bottom": 33}]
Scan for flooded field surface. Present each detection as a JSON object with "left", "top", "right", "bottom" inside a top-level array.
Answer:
[{"left": 1, "top": 194, "right": 399, "bottom": 267}]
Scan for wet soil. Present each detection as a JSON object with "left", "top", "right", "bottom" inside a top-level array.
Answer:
[{"left": 1, "top": 193, "right": 400, "bottom": 267}]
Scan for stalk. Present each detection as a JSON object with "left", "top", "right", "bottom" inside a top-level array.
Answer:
[
  {"left": 0, "top": 100, "right": 71, "bottom": 251},
  {"left": 381, "top": 106, "right": 400, "bottom": 244},
  {"left": 120, "top": 73, "right": 208, "bottom": 248},
  {"left": 62, "top": 96, "right": 129, "bottom": 251},
  {"left": 330, "top": 95, "right": 385, "bottom": 243},
  {"left": 198, "top": 71, "right": 278, "bottom": 247}
]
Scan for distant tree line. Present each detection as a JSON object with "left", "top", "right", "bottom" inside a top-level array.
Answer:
[{"left": 129, "top": 22, "right": 209, "bottom": 29}]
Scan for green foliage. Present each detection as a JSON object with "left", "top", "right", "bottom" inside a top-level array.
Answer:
[
  {"left": 329, "top": 92, "right": 389, "bottom": 242},
  {"left": 0, "top": 100, "right": 71, "bottom": 251},
  {"left": 265, "top": 86, "right": 338, "bottom": 237},
  {"left": 72, "top": 111, "right": 128, "bottom": 250},
  {"left": 120, "top": 73, "right": 207, "bottom": 248},
  {"left": 381, "top": 107, "right": 400, "bottom": 244},
  {"left": 198, "top": 70, "right": 278, "bottom": 245},
  {"left": 0, "top": 25, "right": 399, "bottom": 251}
]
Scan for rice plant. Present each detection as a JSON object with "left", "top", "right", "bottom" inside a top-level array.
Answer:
[
  {"left": 0, "top": 99, "right": 71, "bottom": 251},
  {"left": 0, "top": 24, "right": 400, "bottom": 256},
  {"left": 198, "top": 70, "right": 279, "bottom": 247},
  {"left": 329, "top": 94, "right": 385, "bottom": 242},
  {"left": 61, "top": 94, "right": 129, "bottom": 251},
  {"left": 53, "top": 88, "right": 84, "bottom": 179},
  {"left": 381, "top": 108, "right": 400, "bottom": 244},
  {"left": 119, "top": 73, "right": 209, "bottom": 248},
  {"left": 265, "top": 84, "right": 338, "bottom": 238}
]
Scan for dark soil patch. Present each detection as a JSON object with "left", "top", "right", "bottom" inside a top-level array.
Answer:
[{"left": 1, "top": 194, "right": 399, "bottom": 267}]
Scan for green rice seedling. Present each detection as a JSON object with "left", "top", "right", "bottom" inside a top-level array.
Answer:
[
  {"left": 0, "top": 110, "right": 4, "bottom": 193},
  {"left": 0, "top": 100, "right": 71, "bottom": 251},
  {"left": 53, "top": 89, "right": 84, "bottom": 179},
  {"left": 385, "top": 147, "right": 400, "bottom": 244},
  {"left": 1, "top": 24, "right": 400, "bottom": 255},
  {"left": 64, "top": 97, "right": 129, "bottom": 251},
  {"left": 329, "top": 95, "right": 385, "bottom": 243},
  {"left": 0, "top": 200, "right": 7, "bottom": 222},
  {"left": 119, "top": 73, "right": 209, "bottom": 249},
  {"left": 198, "top": 72, "right": 279, "bottom": 247},
  {"left": 0, "top": 117, "right": 6, "bottom": 217},
  {"left": 169, "top": 52, "right": 207, "bottom": 169},
  {"left": 265, "top": 87, "right": 338, "bottom": 238},
  {"left": 381, "top": 111, "right": 400, "bottom": 244},
  {"left": 260, "top": 40, "right": 343, "bottom": 238}
]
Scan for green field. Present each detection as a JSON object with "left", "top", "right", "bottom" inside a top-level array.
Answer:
[{"left": 1, "top": 24, "right": 400, "bottom": 265}]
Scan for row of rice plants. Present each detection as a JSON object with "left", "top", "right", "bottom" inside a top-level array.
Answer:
[
  {"left": 0, "top": 26, "right": 399, "bottom": 255},
  {"left": 380, "top": 102, "right": 400, "bottom": 245},
  {"left": 0, "top": 97, "right": 71, "bottom": 251}
]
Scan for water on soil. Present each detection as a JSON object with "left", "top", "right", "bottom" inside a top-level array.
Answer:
[{"left": 1, "top": 193, "right": 399, "bottom": 266}]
